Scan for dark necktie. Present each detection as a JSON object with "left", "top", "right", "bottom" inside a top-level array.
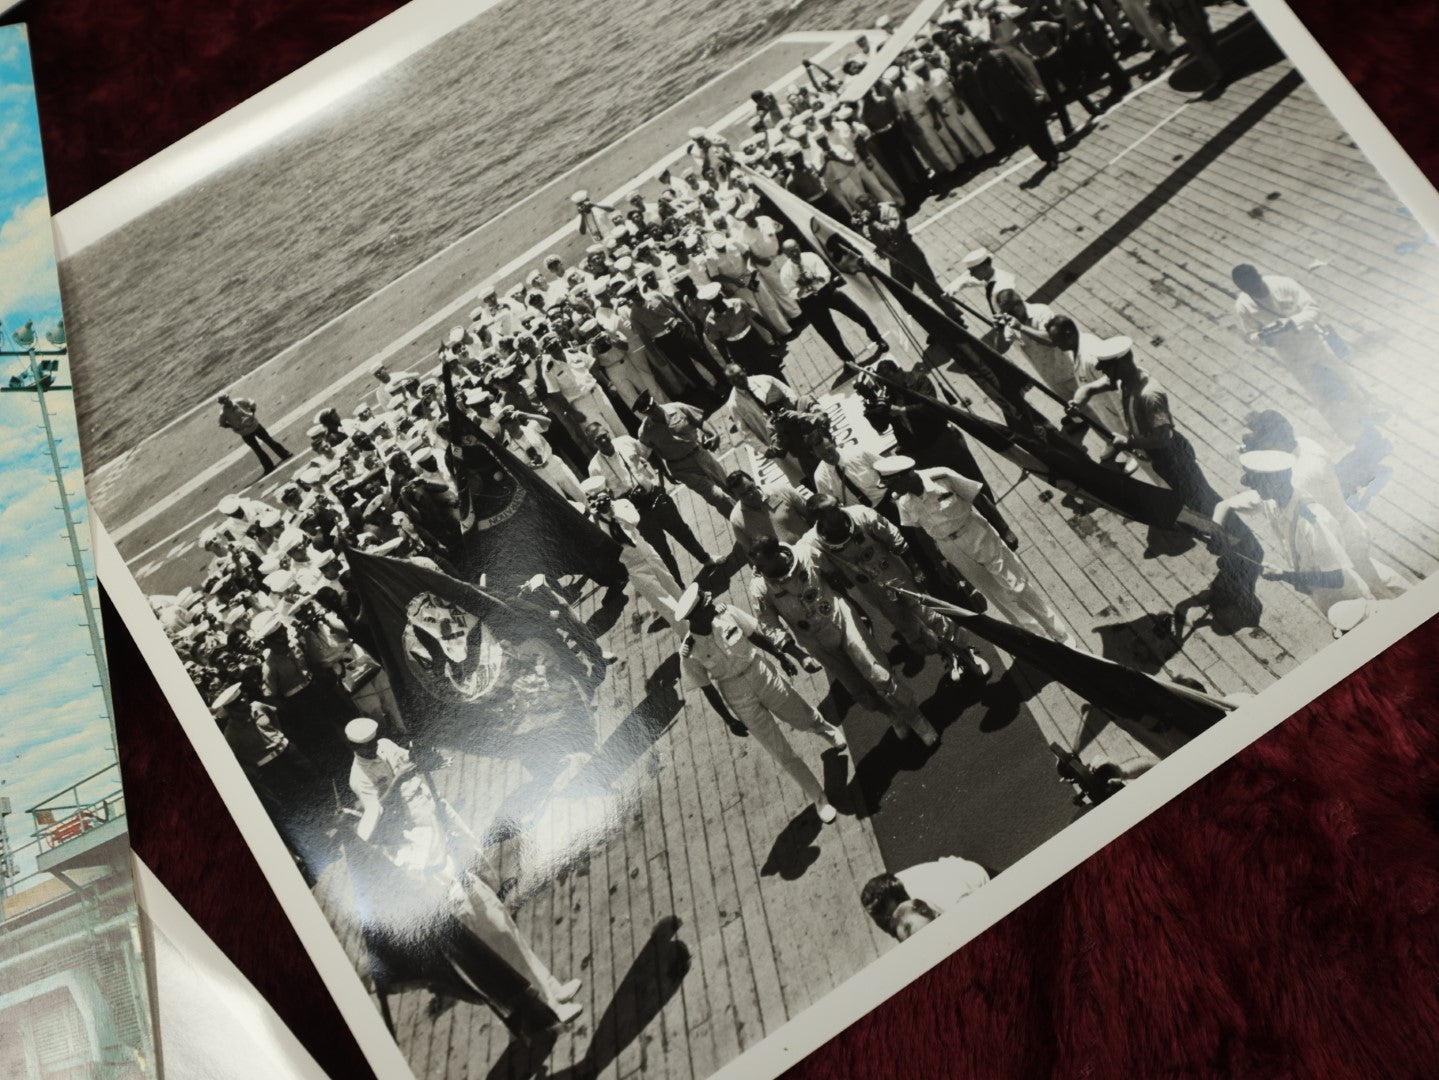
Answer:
[{"left": 836, "top": 463, "right": 871, "bottom": 507}]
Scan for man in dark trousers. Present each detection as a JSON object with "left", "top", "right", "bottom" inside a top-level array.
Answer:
[
  {"left": 1075, "top": 335, "right": 1221, "bottom": 516},
  {"left": 218, "top": 392, "right": 292, "bottom": 475},
  {"left": 974, "top": 46, "right": 1060, "bottom": 168},
  {"left": 777, "top": 239, "right": 887, "bottom": 365}
]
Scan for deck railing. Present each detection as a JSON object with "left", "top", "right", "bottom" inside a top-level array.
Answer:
[{"left": 27, "top": 762, "right": 126, "bottom": 851}]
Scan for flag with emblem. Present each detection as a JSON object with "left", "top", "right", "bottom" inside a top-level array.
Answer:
[{"left": 440, "top": 362, "right": 622, "bottom": 587}]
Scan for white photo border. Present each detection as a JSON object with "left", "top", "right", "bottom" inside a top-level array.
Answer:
[{"left": 68, "top": 0, "right": 1439, "bottom": 1076}]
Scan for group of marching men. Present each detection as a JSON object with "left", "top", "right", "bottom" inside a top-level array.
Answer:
[{"left": 157, "top": 0, "right": 1410, "bottom": 1033}]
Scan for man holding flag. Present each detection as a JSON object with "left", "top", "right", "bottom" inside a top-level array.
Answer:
[{"left": 876, "top": 455, "right": 1082, "bottom": 648}]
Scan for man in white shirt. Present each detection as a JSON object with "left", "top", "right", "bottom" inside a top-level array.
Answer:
[
  {"left": 732, "top": 203, "right": 803, "bottom": 327},
  {"left": 345, "top": 718, "right": 584, "bottom": 1024},
  {"left": 811, "top": 430, "right": 889, "bottom": 510},
  {"left": 587, "top": 423, "right": 714, "bottom": 583},
  {"left": 675, "top": 585, "right": 844, "bottom": 823},
  {"left": 1214, "top": 450, "right": 1375, "bottom": 624},
  {"left": 726, "top": 468, "right": 813, "bottom": 554},
  {"left": 1231, "top": 263, "right": 1366, "bottom": 442},
  {"left": 778, "top": 239, "right": 887, "bottom": 365},
  {"left": 748, "top": 537, "right": 937, "bottom": 744},
  {"left": 949, "top": 247, "right": 1016, "bottom": 318},
  {"left": 717, "top": 363, "right": 810, "bottom": 485},
  {"left": 495, "top": 404, "right": 586, "bottom": 504},
  {"left": 582, "top": 476, "right": 684, "bottom": 628},
  {"left": 877, "top": 455, "right": 1081, "bottom": 647}
]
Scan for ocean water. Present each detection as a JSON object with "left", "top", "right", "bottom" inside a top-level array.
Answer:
[{"left": 62, "top": 0, "right": 906, "bottom": 465}]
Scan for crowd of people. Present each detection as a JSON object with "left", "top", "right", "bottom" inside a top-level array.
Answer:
[{"left": 149, "top": 0, "right": 1408, "bottom": 1041}]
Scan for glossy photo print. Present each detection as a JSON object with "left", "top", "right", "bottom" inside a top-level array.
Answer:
[
  {"left": 52, "top": 0, "right": 1439, "bottom": 1076},
  {"left": 0, "top": 25, "right": 157, "bottom": 1080}
]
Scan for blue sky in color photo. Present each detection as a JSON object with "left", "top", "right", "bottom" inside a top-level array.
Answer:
[{"left": 0, "top": 26, "right": 117, "bottom": 884}]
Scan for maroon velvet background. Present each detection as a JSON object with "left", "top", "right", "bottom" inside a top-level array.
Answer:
[{"left": 8, "top": 1, "right": 1438, "bottom": 1076}]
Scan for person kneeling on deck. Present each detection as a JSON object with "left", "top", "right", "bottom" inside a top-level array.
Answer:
[
  {"left": 674, "top": 585, "right": 845, "bottom": 824},
  {"left": 345, "top": 718, "right": 584, "bottom": 1025}
]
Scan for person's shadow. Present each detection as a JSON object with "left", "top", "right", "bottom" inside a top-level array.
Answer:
[
  {"left": 761, "top": 806, "right": 823, "bottom": 880},
  {"left": 498, "top": 916, "right": 690, "bottom": 1080}
]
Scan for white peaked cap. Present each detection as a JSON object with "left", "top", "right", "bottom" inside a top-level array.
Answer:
[
  {"left": 345, "top": 717, "right": 380, "bottom": 745},
  {"left": 1238, "top": 449, "right": 1297, "bottom": 475},
  {"left": 1093, "top": 335, "right": 1134, "bottom": 361},
  {"left": 672, "top": 583, "right": 702, "bottom": 621},
  {"left": 873, "top": 454, "right": 918, "bottom": 478}
]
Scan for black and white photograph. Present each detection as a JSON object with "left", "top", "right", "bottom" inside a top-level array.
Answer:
[{"left": 51, "top": 0, "right": 1439, "bottom": 1076}]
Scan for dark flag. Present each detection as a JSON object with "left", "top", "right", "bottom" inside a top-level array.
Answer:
[
  {"left": 440, "top": 363, "right": 622, "bottom": 588},
  {"left": 909, "top": 588, "right": 1232, "bottom": 738},
  {"left": 343, "top": 544, "right": 594, "bottom": 737},
  {"left": 338, "top": 548, "right": 574, "bottom": 1034},
  {"left": 744, "top": 169, "right": 1205, "bottom": 534}
]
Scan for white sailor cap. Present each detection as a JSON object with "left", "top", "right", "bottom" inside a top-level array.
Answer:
[
  {"left": 249, "top": 609, "right": 287, "bottom": 641},
  {"left": 217, "top": 494, "right": 244, "bottom": 516},
  {"left": 209, "top": 683, "right": 244, "bottom": 713},
  {"left": 873, "top": 454, "right": 918, "bottom": 479},
  {"left": 581, "top": 476, "right": 610, "bottom": 497},
  {"left": 881, "top": 65, "right": 902, "bottom": 81},
  {"left": 479, "top": 283, "right": 498, "bottom": 300},
  {"left": 585, "top": 243, "right": 606, "bottom": 257},
  {"left": 263, "top": 568, "right": 296, "bottom": 593},
  {"left": 696, "top": 282, "right": 724, "bottom": 300},
  {"left": 447, "top": 326, "right": 465, "bottom": 345},
  {"left": 672, "top": 582, "right": 703, "bottom": 622},
  {"left": 688, "top": 126, "right": 707, "bottom": 140},
  {"left": 708, "top": 233, "right": 729, "bottom": 250},
  {"left": 345, "top": 717, "right": 380, "bottom": 745},
  {"left": 1238, "top": 449, "right": 1296, "bottom": 475},
  {"left": 306, "top": 424, "right": 326, "bottom": 438},
  {"left": 1093, "top": 335, "right": 1135, "bottom": 362},
  {"left": 275, "top": 526, "right": 307, "bottom": 554},
  {"left": 570, "top": 189, "right": 591, "bottom": 204},
  {"left": 962, "top": 248, "right": 992, "bottom": 269},
  {"left": 1327, "top": 597, "right": 1371, "bottom": 633},
  {"left": 254, "top": 506, "right": 284, "bottom": 529}
]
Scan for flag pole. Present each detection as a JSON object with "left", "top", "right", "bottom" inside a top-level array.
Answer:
[{"left": 894, "top": 583, "right": 1237, "bottom": 715}]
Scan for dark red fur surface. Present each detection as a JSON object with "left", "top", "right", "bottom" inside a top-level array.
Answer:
[{"left": 9, "top": 0, "right": 1438, "bottom": 1075}]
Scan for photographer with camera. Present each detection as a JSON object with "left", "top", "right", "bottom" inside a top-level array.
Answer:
[
  {"left": 778, "top": 238, "right": 887, "bottom": 365},
  {"left": 581, "top": 475, "right": 685, "bottom": 631}
]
